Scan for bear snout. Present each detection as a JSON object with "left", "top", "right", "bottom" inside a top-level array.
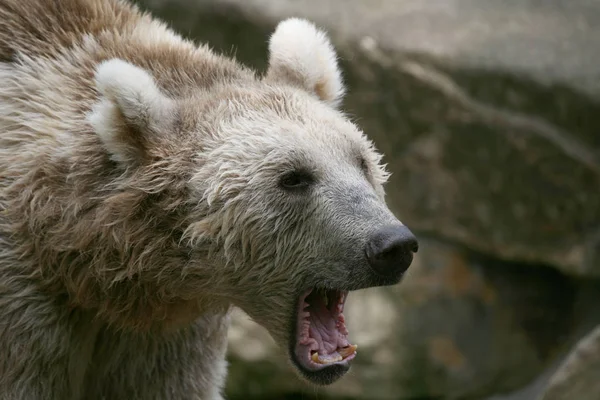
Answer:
[{"left": 365, "top": 225, "right": 419, "bottom": 279}]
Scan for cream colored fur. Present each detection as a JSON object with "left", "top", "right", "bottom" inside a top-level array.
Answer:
[
  {"left": 0, "top": 0, "right": 398, "bottom": 399},
  {"left": 266, "top": 18, "right": 346, "bottom": 107},
  {"left": 90, "top": 59, "right": 176, "bottom": 163}
]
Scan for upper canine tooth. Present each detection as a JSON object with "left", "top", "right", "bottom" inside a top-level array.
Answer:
[{"left": 339, "top": 344, "right": 358, "bottom": 358}]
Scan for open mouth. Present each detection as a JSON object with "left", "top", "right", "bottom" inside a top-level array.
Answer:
[{"left": 292, "top": 287, "right": 357, "bottom": 384}]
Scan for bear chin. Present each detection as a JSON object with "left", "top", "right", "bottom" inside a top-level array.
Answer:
[
  {"left": 291, "top": 359, "right": 352, "bottom": 386},
  {"left": 288, "top": 287, "right": 358, "bottom": 385}
]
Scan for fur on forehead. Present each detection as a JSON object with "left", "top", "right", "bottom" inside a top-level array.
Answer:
[{"left": 264, "top": 18, "right": 345, "bottom": 109}]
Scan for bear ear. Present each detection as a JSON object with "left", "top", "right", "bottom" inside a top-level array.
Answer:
[
  {"left": 264, "top": 18, "right": 345, "bottom": 108},
  {"left": 88, "top": 58, "right": 175, "bottom": 164}
]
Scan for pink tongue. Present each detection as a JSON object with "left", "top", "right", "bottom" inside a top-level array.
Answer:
[{"left": 308, "top": 300, "right": 343, "bottom": 355}]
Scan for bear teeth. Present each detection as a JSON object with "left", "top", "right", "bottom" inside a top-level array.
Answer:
[
  {"left": 312, "top": 352, "right": 342, "bottom": 364},
  {"left": 310, "top": 345, "right": 357, "bottom": 365},
  {"left": 338, "top": 344, "right": 358, "bottom": 358}
]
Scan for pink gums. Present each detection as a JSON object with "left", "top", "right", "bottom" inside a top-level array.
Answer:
[{"left": 295, "top": 288, "right": 355, "bottom": 370}]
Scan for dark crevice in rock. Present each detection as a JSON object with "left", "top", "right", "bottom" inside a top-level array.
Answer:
[{"left": 468, "top": 252, "right": 578, "bottom": 361}]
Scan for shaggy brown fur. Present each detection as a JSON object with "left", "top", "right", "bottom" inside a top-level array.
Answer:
[
  {"left": 0, "top": 0, "right": 412, "bottom": 399},
  {"left": 0, "top": 1, "right": 243, "bottom": 398}
]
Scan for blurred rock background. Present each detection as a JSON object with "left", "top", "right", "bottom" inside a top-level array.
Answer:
[{"left": 134, "top": 0, "right": 600, "bottom": 398}]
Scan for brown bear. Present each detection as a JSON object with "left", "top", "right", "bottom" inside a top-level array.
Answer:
[{"left": 0, "top": 0, "right": 418, "bottom": 399}]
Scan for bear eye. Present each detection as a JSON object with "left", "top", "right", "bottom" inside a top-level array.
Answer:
[{"left": 279, "top": 170, "right": 314, "bottom": 191}]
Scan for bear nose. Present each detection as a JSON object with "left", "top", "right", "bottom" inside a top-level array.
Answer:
[{"left": 365, "top": 225, "right": 418, "bottom": 277}]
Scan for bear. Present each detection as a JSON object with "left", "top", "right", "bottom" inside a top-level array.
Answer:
[{"left": 0, "top": 0, "right": 419, "bottom": 399}]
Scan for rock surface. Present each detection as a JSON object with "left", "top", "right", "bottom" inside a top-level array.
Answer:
[{"left": 538, "top": 325, "right": 600, "bottom": 400}]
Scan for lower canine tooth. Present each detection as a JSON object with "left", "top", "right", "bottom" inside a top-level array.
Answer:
[
  {"left": 310, "top": 344, "right": 359, "bottom": 364},
  {"left": 311, "top": 352, "right": 320, "bottom": 363}
]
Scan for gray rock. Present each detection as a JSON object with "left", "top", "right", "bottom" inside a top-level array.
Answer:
[
  {"left": 538, "top": 325, "right": 600, "bottom": 400},
  {"left": 134, "top": 0, "right": 600, "bottom": 276}
]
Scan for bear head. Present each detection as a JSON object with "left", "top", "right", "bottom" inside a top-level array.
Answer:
[{"left": 89, "top": 18, "right": 418, "bottom": 385}]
